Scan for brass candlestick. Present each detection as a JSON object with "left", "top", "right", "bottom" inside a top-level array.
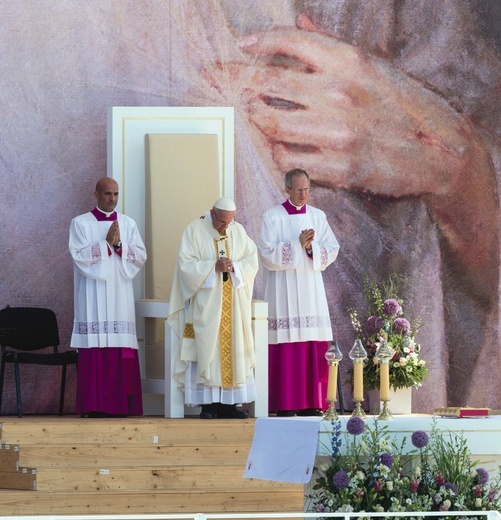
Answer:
[
  {"left": 323, "top": 398, "right": 338, "bottom": 421},
  {"left": 378, "top": 398, "right": 393, "bottom": 420},
  {"left": 349, "top": 339, "right": 367, "bottom": 419},
  {"left": 323, "top": 341, "right": 343, "bottom": 421},
  {"left": 375, "top": 340, "right": 394, "bottom": 421},
  {"left": 352, "top": 399, "right": 366, "bottom": 419}
]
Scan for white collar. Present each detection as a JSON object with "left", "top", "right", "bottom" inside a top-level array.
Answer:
[{"left": 95, "top": 206, "right": 115, "bottom": 218}]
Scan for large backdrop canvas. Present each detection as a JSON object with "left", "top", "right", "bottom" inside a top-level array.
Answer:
[{"left": 1, "top": 0, "right": 500, "bottom": 414}]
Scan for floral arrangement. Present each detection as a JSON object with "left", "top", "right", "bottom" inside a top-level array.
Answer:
[
  {"left": 349, "top": 275, "right": 428, "bottom": 391},
  {"left": 307, "top": 416, "right": 501, "bottom": 516}
]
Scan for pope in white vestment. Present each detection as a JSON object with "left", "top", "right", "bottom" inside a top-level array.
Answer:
[
  {"left": 168, "top": 197, "right": 259, "bottom": 419},
  {"left": 69, "top": 177, "right": 147, "bottom": 417},
  {"left": 258, "top": 169, "right": 340, "bottom": 416}
]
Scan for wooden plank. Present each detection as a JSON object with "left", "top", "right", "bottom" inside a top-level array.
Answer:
[
  {"left": 19, "top": 444, "right": 250, "bottom": 468},
  {"left": 0, "top": 469, "right": 36, "bottom": 490},
  {"left": 0, "top": 489, "right": 305, "bottom": 515},
  {"left": 0, "top": 417, "right": 257, "bottom": 446},
  {"left": 35, "top": 466, "right": 296, "bottom": 492},
  {"left": 0, "top": 443, "right": 19, "bottom": 472}
]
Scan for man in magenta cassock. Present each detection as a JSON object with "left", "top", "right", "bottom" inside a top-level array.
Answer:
[
  {"left": 69, "top": 177, "right": 147, "bottom": 417},
  {"left": 258, "top": 169, "right": 340, "bottom": 417}
]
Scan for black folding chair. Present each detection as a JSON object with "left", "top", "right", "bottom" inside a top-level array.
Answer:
[{"left": 0, "top": 306, "right": 78, "bottom": 417}]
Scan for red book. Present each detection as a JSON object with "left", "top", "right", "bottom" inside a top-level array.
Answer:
[{"left": 435, "top": 407, "right": 490, "bottom": 418}]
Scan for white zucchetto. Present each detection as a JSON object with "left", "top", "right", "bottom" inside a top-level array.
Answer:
[{"left": 214, "top": 197, "right": 236, "bottom": 211}]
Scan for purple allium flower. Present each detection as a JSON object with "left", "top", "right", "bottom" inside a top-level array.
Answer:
[
  {"left": 383, "top": 299, "right": 401, "bottom": 316},
  {"left": 379, "top": 452, "right": 394, "bottom": 469},
  {"left": 392, "top": 317, "right": 411, "bottom": 335},
  {"left": 332, "top": 470, "right": 350, "bottom": 489},
  {"left": 476, "top": 468, "right": 489, "bottom": 485},
  {"left": 411, "top": 430, "right": 429, "bottom": 448},
  {"left": 444, "top": 482, "right": 458, "bottom": 495},
  {"left": 365, "top": 315, "right": 383, "bottom": 335},
  {"left": 346, "top": 416, "right": 365, "bottom": 436}
]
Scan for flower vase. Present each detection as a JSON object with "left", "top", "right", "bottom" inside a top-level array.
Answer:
[{"left": 366, "top": 386, "right": 412, "bottom": 414}]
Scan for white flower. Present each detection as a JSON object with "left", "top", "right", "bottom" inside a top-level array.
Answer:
[
  {"left": 336, "top": 504, "right": 354, "bottom": 513},
  {"left": 399, "top": 357, "right": 407, "bottom": 366},
  {"left": 374, "top": 505, "right": 384, "bottom": 512},
  {"left": 386, "top": 481, "right": 394, "bottom": 491},
  {"left": 475, "top": 498, "right": 482, "bottom": 508},
  {"left": 378, "top": 439, "right": 389, "bottom": 452},
  {"left": 418, "top": 359, "right": 426, "bottom": 366},
  {"left": 414, "top": 466, "right": 421, "bottom": 477},
  {"left": 357, "top": 471, "right": 365, "bottom": 480},
  {"left": 442, "top": 499, "right": 451, "bottom": 511}
]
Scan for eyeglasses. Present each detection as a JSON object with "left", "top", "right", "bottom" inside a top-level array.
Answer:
[
  {"left": 211, "top": 209, "right": 234, "bottom": 228},
  {"left": 289, "top": 187, "right": 311, "bottom": 195}
]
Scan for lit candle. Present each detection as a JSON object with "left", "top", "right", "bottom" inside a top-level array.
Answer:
[
  {"left": 353, "top": 360, "right": 364, "bottom": 401},
  {"left": 380, "top": 360, "right": 390, "bottom": 401},
  {"left": 326, "top": 362, "right": 338, "bottom": 401}
]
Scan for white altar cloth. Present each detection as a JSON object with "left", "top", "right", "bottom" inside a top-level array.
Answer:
[{"left": 244, "top": 415, "right": 501, "bottom": 484}]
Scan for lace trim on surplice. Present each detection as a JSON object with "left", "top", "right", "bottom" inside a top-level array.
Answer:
[
  {"left": 268, "top": 315, "right": 331, "bottom": 331},
  {"left": 74, "top": 321, "right": 136, "bottom": 335}
]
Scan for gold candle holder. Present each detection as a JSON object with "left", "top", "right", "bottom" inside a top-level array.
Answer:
[
  {"left": 323, "top": 341, "right": 343, "bottom": 421},
  {"left": 323, "top": 398, "right": 338, "bottom": 421},
  {"left": 375, "top": 340, "right": 394, "bottom": 421},
  {"left": 352, "top": 399, "right": 366, "bottom": 418},
  {"left": 349, "top": 339, "right": 367, "bottom": 419},
  {"left": 378, "top": 399, "right": 393, "bottom": 420}
]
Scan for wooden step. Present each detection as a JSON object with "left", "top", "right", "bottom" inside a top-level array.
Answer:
[
  {"left": 0, "top": 417, "right": 256, "bottom": 446},
  {"left": 0, "top": 468, "right": 36, "bottom": 490},
  {"left": 0, "top": 488, "right": 304, "bottom": 516},
  {"left": 35, "top": 465, "right": 293, "bottom": 492},
  {"left": 18, "top": 444, "right": 250, "bottom": 468},
  {"left": 0, "top": 443, "right": 20, "bottom": 471},
  {"left": 0, "top": 416, "right": 305, "bottom": 516}
]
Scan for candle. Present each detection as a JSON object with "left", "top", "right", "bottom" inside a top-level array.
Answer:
[
  {"left": 326, "top": 362, "right": 338, "bottom": 401},
  {"left": 353, "top": 360, "right": 364, "bottom": 401},
  {"left": 380, "top": 360, "right": 390, "bottom": 401}
]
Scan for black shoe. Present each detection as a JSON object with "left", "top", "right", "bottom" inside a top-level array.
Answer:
[
  {"left": 296, "top": 408, "right": 323, "bottom": 417},
  {"left": 200, "top": 404, "right": 217, "bottom": 419},
  {"left": 217, "top": 404, "right": 249, "bottom": 419},
  {"left": 87, "top": 411, "right": 109, "bottom": 418},
  {"left": 276, "top": 410, "right": 296, "bottom": 417}
]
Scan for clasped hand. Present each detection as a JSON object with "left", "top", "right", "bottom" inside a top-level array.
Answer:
[
  {"left": 106, "top": 221, "right": 121, "bottom": 248},
  {"left": 216, "top": 257, "right": 234, "bottom": 273}
]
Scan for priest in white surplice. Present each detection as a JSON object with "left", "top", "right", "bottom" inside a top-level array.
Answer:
[
  {"left": 69, "top": 177, "right": 147, "bottom": 417},
  {"left": 258, "top": 169, "right": 340, "bottom": 417},
  {"left": 168, "top": 197, "right": 259, "bottom": 419}
]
